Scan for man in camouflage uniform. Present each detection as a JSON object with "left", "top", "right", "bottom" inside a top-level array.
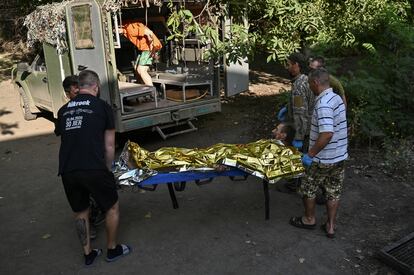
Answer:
[
  {"left": 289, "top": 68, "right": 348, "bottom": 238},
  {"left": 277, "top": 52, "right": 315, "bottom": 192},
  {"left": 278, "top": 52, "right": 315, "bottom": 151}
]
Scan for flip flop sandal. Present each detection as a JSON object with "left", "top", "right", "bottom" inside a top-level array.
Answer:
[
  {"left": 106, "top": 244, "right": 132, "bottom": 262},
  {"left": 289, "top": 216, "right": 316, "bottom": 230},
  {"left": 320, "top": 223, "right": 336, "bottom": 238}
]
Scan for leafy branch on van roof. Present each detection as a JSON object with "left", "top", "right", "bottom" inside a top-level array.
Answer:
[{"left": 166, "top": 1, "right": 252, "bottom": 64}]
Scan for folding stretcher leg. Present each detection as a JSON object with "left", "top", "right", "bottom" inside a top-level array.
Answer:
[
  {"left": 167, "top": 183, "right": 179, "bottom": 209},
  {"left": 263, "top": 180, "right": 270, "bottom": 220}
]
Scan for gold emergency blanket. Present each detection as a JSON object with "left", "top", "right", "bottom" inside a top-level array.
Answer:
[{"left": 128, "top": 139, "right": 304, "bottom": 183}]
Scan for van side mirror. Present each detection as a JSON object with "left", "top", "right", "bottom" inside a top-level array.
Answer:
[
  {"left": 78, "top": 65, "right": 88, "bottom": 71},
  {"left": 17, "top": 62, "right": 30, "bottom": 72}
]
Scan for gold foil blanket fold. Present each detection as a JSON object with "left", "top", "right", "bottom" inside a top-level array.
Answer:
[{"left": 127, "top": 139, "right": 304, "bottom": 183}]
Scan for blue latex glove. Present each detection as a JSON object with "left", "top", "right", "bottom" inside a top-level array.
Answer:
[
  {"left": 111, "top": 161, "right": 117, "bottom": 172},
  {"left": 292, "top": 139, "right": 303, "bottom": 150},
  {"left": 301, "top": 154, "right": 314, "bottom": 167},
  {"left": 277, "top": 106, "right": 287, "bottom": 121}
]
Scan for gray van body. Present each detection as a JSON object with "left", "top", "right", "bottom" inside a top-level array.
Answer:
[{"left": 12, "top": 0, "right": 249, "bottom": 136}]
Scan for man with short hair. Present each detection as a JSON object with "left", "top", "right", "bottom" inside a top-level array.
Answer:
[
  {"left": 309, "top": 56, "right": 347, "bottom": 108},
  {"left": 289, "top": 68, "right": 348, "bottom": 238},
  {"left": 285, "top": 52, "right": 315, "bottom": 151},
  {"left": 60, "top": 75, "right": 105, "bottom": 240},
  {"left": 271, "top": 122, "right": 296, "bottom": 147},
  {"left": 55, "top": 70, "right": 130, "bottom": 265},
  {"left": 62, "top": 75, "right": 79, "bottom": 100},
  {"left": 309, "top": 56, "right": 348, "bottom": 205},
  {"left": 277, "top": 52, "right": 315, "bottom": 192}
]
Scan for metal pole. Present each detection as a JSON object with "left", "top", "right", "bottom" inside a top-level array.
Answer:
[
  {"left": 263, "top": 180, "right": 269, "bottom": 220},
  {"left": 167, "top": 183, "right": 179, "bottom": 209}
]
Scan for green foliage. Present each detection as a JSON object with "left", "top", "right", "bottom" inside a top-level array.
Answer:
[
  {"left": 164, "top": 0, "right": 413, "bottom": 64},
  {"left": 4, "top": 0, "right": 414, "bottom": 143},
  {"left": 167, "top": 7, "right": 199, "bottom": 40},
  {"left": 343, "top": 18, "right": 414, "bottom": 141},
  {"left": 0, "top": 0, "right": 58, "bottom": 42},
  {"left": 16, "top": 0, "right": 58, "bottom": 13},
  {"left": 166, "top": 1, "right": 252, "bottom": 64},
  {"left": 249, "top": 0, "right": 323, "bottom": 61},
  {"left": 164, "top": 0, "right": 414, "bottom": 143},
  {"left": 249, "top": 0, "right": 411, "bottom": 60}
]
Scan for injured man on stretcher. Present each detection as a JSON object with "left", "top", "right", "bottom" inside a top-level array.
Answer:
[
  {"left": 111, "top": 139, "right": 305, "bottom": 220},
  {"left": 112, "top": 139, "right": 305, "bottom": 186}
]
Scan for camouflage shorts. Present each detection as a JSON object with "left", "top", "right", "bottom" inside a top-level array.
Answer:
[{"left": 299, "top": 161, "right": 345, "bottom": 200}]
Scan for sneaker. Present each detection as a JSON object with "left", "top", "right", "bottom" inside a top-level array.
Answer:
[
  {"left": 106, "top": 244, "right": 131, "bottom": 262},
  {"left": 84, "top": 248, "right": 102, "bottom": 266}
]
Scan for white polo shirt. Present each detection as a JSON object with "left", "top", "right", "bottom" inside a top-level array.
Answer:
[{"left": 309, "top": 88, "right": 348, "bottom": 164}]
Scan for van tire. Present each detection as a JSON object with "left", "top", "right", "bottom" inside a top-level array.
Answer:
[{"left": 19, "top": 88, "right": 37, "bottom": 121}]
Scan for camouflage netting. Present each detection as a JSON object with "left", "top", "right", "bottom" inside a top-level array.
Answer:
[
  {"left": 24, "top": 0, "right": 163, "bottom": 53},
  {"left": 103, "top": 0, "right": 163, "bottom": 12},
  {"left": 24, "top": 1, "right": 73, "bottom": 54}
]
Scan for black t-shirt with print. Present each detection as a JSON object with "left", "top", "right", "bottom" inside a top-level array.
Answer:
[{"left": 55, "top": 93, "right": 115, "bottom": 175}]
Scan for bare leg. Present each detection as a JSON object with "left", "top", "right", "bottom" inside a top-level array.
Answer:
[
  {"left": 137, "top": 65, "right": 153, "bottom": 86},
  {"left": 303, "top": 197, "right": 316, "bottom": 225},
  {"left": 74, "top": 208, "right": 91, "bottom": 255},
  {"left": 325, "top": 199, "right": 339, "bottom": 234},
  {"left": 105, "top": 201, "right": 120, "bottom": 249}
]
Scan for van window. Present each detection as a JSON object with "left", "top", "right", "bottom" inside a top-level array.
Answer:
[{"left": 72, "top": 4, "right": 94, "bottom": 49}]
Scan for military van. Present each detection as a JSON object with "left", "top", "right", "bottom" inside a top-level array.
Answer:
[{"left": 12, "top": 0, "right": 249, "bottom": 139}]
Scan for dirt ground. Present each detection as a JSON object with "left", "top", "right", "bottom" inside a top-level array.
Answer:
[{"left": 0, "top": 65, "right": 413, "bottom": 275}]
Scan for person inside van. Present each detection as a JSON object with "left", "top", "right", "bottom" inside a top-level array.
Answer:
[{"left": 119, "top": 20, "right": 162, "bottom": 86}]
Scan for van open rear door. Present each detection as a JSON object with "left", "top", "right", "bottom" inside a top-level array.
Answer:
[
  {"left": 224, "top": 58, "right": 249, "bottom": 97},
  {"left": 65, "top": 0, "right": 111, "bottom": 103},
  {"left": 223, "top": 17, "right": 249, "bottom": 96}
]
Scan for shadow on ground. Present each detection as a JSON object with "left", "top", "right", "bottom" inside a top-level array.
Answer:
[{"left": 0, "top": 108, "right": 18, "bottom": 135}]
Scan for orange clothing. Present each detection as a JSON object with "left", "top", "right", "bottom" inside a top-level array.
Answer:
[{"left": 121, "top": 20, "right": 162, "bottom": 52}]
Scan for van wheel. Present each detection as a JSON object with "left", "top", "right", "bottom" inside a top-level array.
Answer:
[{"left": 19, "top": 88, "right": 37, "bottom": 121}]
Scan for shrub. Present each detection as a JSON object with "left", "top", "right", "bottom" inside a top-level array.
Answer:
[{"left": 342, "top": 19, "right": 414, "bottom": 141}]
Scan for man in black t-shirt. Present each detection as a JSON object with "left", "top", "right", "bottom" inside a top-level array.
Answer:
[
  {"left": 60, "top": 75, "right": 105, "bottom": 238},
  {"left": 56, "top": 70, "right": 130, "bottom": 266}
]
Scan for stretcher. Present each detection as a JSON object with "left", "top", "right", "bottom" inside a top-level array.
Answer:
[
  {"left": 121, "top": 168, "right": 272, "bottom": 220},
  {"left": 117, "top": 140, "right": 305, "bottom": 220}
]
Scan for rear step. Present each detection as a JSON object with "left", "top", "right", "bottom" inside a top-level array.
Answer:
[{"left": 152, "top": 119, "right": 197, "bottom": 140}]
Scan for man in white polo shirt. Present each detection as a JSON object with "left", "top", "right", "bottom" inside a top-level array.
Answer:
[{"left": 289, "top": 68, "right": 348, "bottom": 238}]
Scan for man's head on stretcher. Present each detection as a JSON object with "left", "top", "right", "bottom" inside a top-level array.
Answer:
[
  {"left": 272, "top": 122, "right": 295, "bottom": 146},
  {"left": 214, "top": 122, "right": 296, "bottom": 172}
]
